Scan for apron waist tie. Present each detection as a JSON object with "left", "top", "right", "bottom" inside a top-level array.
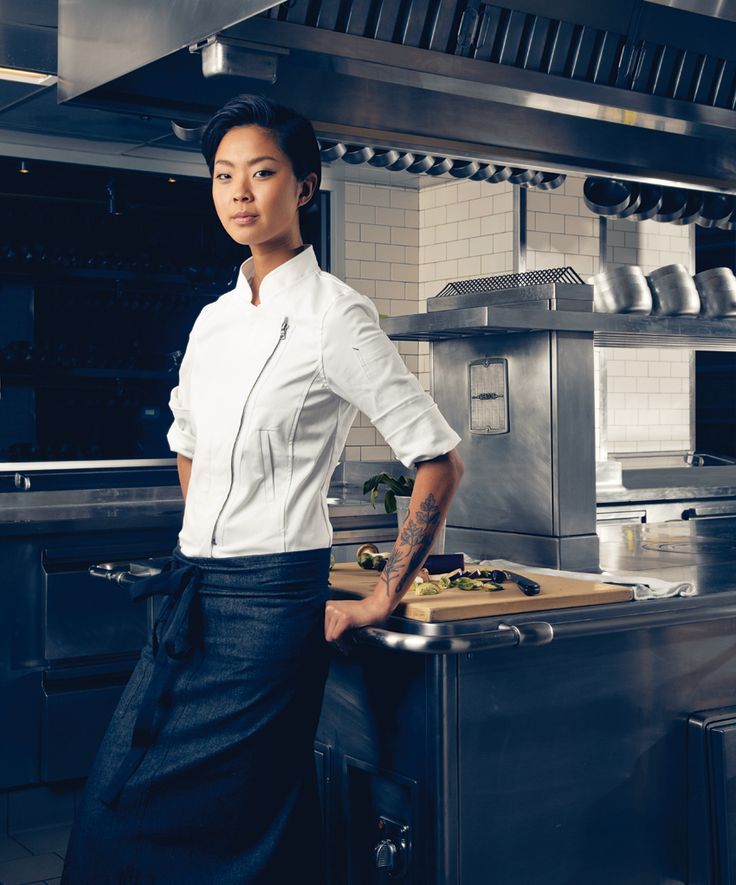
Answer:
[{"left": 99, "top": 559, "right": 203, "bottom": 808}]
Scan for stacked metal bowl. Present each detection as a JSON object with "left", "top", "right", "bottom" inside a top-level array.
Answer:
[
  {"left": 646, "top": 264, "right": 701, "bottom": 316},
  {"left": 590, "top": 265, "right": 652, "bottom": 313},
  {"left": 591, "top": 263, "right": 736, "bottom": 318},
  {"left": 693, "top": 267, "right": 736, "bottom": 317}
]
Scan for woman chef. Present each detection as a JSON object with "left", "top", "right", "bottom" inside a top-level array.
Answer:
[{"left": 61, "top": 93, "right": 464, "bottom": 884}]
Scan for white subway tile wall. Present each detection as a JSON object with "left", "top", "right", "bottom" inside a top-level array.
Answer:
[
  {"left": 340, "top": 173, "right": 693, "bottom": 466},
  {"left": 343, "top": 182, "right": 422, "bottom": 463},
  {"left": 526, "top": 171, "right": 693, "bottom": 456},
  {"left": 342, "top": 178, "right": 514, "bottom": 464},
  {"left": 603, "top": 212, "right": 693, "bottom": 454}
]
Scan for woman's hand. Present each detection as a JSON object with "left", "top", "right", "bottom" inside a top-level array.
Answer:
[{"left": 324, "top": 596, "right": 392, "bottom": 655}]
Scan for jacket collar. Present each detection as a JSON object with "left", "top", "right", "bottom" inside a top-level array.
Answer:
[{"left": 235, "top": 244, "right": 319, "bottom": 308}]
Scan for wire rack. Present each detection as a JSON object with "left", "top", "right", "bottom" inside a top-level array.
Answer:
[{"left": 434, "top": 267, "right": 585, "bottom": 299}]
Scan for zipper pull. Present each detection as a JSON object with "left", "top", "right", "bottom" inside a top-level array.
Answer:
[{"left": 280, "top": 318, "right": 288, "bottom": 339}]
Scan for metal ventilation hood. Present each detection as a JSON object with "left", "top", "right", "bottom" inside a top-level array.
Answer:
[{"left": 58, "top": 0, "right": 736, "bottom": 191}]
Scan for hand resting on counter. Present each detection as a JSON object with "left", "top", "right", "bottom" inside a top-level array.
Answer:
[{"left": 324, "top": 448, "right": 464, "bottom": 653}]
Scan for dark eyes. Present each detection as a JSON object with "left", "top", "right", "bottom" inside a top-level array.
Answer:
[{"left": 215, "top": 170, "right": 273, "bottom": 181}]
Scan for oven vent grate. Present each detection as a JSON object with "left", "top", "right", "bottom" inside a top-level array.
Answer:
[{"left": 433, "top": 267, "right": 585, "bottom": 299}]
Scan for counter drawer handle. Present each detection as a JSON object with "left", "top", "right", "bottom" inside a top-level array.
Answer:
[{"left": 355, "top": 621, "right": 554, "bottom": 655}]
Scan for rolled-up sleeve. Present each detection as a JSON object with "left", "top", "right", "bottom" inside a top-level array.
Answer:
[
  {"left": 320, "top": 289, "right": 462, "bottom": 469},
  {"left": 166, "top": 334, "right": 197, "bottom": 459}
]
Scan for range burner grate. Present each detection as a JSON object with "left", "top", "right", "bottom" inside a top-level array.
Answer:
[{"left": 433, "top": 266, "right": 585, "bottom": 299}]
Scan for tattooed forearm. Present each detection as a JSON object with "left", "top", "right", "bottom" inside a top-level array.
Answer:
[{"left": 379, "top": 492, "right": 442, "bottom": 598}]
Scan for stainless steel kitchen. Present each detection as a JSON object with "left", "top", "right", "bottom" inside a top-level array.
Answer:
[{"left": 3, "top": 1, "right": 736, "bottom": 883}]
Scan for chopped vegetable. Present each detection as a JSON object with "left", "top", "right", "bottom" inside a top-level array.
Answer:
[
  {"left": 357, "top": 543, "right": 379, "bottom": 561},
  {"left": 414, "top": 582, "right": 443, "bottom": 596},
  {"left": 454, "top": 577, "right": 480, "bottom": 591},
  {"left": 357, "top": 549, "right": 389, "bottom": 571}
]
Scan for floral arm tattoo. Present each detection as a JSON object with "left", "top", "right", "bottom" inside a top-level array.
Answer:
[{"left": 379, "top": 492, "right": 442, "bottom": 598}]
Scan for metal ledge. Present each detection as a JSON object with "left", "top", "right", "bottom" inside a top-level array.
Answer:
[{"left": 381, "top": 306, "right": 736, "bottom": 349}]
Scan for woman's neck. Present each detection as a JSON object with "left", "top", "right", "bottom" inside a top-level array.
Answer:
[{"left": 249, "top": 240, "right": 306, "bottom": 297}]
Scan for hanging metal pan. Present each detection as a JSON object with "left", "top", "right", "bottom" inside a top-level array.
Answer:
[
  {"left": 616, "top": 186, "right": 642, "bottom": 219},
  {"left": 519, "top": 171, "right": 547, "bottom": 188},
  {"left": 627, "top": 184, "right": 663, "bottom": 221},
  {"left": 508, "top": 167, "right": 537, "bottom": 185},
  {"left": 406, "top": 154, "right": 435, "bottom": 174},
  {"left": 671, "top": 192, "right": 704, "bottom": 225},
  {"left": 583, "top": 177, "right": 631, "bottom": 215},
  {"left": 386, "top": 152, "right": 415, "bottom": 171},
  {"left": 318, "top": 141, "right": 347, "bottom": 162},
  {"left": 485, "top": 165, "right": 513, "bottom": 183},
  {"left": 425, "top": 157, "right": 454, "bottom": 176},
  {"left": 449, "top": 160, "right": 481, "bottom": 179},
  {"left": 342, "top": 144, "right": 375, "bottom": 164},
  {"left": 535, "top": 172, "right": 566, "bottom": 191},
  {"left": 695, "top": 193, "right": 734, "bottom": 227},
  {"left": 716, "top": 208, "right": 736, "bottom": 231},
  {"left": 653, "top": 187, "right": 688, "bottom": 222},
  {"left": 368, "top": 149, "right": 401, "bottom": 168}
]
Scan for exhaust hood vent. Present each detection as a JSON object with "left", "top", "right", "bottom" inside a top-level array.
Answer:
[
  {"left": 58, "top": 0, "right": 736, "bottom": 190},
  {"left": 260, "top": 1, "right": 736, "bottom": 111}
]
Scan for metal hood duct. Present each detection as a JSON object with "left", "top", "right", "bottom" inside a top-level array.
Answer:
[{"left": 58, "top": 0, "right": 736, "bottom": 191}]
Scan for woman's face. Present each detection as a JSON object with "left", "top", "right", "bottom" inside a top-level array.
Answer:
[{"left": 211, "top": 124, "right": 316, "bottom": 248}]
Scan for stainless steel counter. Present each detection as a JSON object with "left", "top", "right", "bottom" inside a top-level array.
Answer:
[
  {"left": 0, "top": 482, "right": 395, "bottom": 537},
  {"left": 598, "top": 463, "right": 736, "bottom": 504}
]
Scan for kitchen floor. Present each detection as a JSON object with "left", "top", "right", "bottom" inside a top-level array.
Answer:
[{"left": 0, "top": 824, "right": 69, "bottom": 885}]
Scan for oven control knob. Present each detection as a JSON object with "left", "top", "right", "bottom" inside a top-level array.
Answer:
[{"left": 374, "top": 838, "right": 398, "bottom": 872}]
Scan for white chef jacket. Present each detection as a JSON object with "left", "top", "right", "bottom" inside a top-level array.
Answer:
[{"left": 166, "top": 243, "right": 462, "bottom": 557}]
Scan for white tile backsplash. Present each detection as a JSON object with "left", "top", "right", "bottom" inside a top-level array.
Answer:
[{"left": 339, "top": 171, "right": 693, "bottom": 467}]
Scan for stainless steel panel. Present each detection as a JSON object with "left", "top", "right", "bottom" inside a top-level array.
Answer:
[
  {"left": 433, "top": 333, "right": 555, "bottom": 537},
  {"left": 445, "top": 525, "right": 599, "bottom": 570},
  {"left": 57, "top": 0, "right": 282, "bottom": 101},
  {"left": 552, "top": 332, "right": 596, "bottom": 536},
  {"left": 43, "top": 566, "right": 149, "bottom": 660}
]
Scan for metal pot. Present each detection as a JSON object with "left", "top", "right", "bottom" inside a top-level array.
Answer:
[
  {"left": 426, "top": 157, "right": 454, "bottom": 176},
  {"left": 318, "top": 141, "right": 347, "bottom": 162},
  {"left": 583, "top": 177, "right": 631, "bottom": 215},
  {"left": 591, "top": 265, "right": 652, "bottom": 313},
  {"left": 671, "top": 192, "right": 704, "bottom": 225},
  {"left": 449, "top": 160, "right": 480, "bottom": 178},
  {"left": 693, "top": 267, "right": 736, "bottom": 317},
  {"left": 343, "top": 144, "right": 375, "bottom": 164},
  {"left": 406, "top": 154, "right": 436, "bottom": 173},
  {"left": 368, "top": 148, "right": 401, "bottom": 167},
  {"left": 646, "top": 264, "right": 701, "bottom": 316},
  {"left": 534, "top": 172, "right": 566, "bottom": 190},
  {"left": 628, "top": 184, "right": 663, "bottom": 221},
  {"left": 386, "top": 152, "right": 415, "bottom": 171},
  {"left": 508, "top": 167, "right": 537, "bottom": 185},
  {"left": 653, "top": 187, "right": 688, "bottom": 223},
  {"left": 617, "top": 186, "right": 642, "bottom": 219},
  {"left": 695, "top": 193, "right": 734, "bottom": 228}
]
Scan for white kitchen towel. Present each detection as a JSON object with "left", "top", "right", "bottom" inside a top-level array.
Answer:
[{"left": 456, "top": 555, "right": 696, "bottom": 600}]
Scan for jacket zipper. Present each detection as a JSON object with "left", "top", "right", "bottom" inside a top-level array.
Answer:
[{"left": 210, "top": 316, "right": 288, "bottom": 552}]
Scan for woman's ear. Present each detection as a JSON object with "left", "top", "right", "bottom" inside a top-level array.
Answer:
[{"left": 299, "top": 172, "right": 318, "bottom": 206}]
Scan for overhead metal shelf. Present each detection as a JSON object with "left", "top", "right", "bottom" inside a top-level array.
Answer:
[{"left": 381, "top": 304, "right": 736, "bottom": 349}]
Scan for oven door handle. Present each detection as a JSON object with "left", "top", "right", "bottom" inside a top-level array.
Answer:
[
  {"left": 354, "top": 621, "right": 554, "bottom": 655},
  {"left": 89, "top": 562, "right": 164, "bottom": 583}
]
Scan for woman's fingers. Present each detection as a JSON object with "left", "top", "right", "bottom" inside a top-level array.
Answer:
[{"left": 324, "top": 602, "right": 356, "bottom": 654}]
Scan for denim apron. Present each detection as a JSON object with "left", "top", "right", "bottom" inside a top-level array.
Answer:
[{"left": 60, "top": 544, "right": 331, "bottom": 885}]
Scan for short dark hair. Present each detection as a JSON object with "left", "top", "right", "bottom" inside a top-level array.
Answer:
[{"left": 201, "top": 93, "right": 321, "bottom": 216}]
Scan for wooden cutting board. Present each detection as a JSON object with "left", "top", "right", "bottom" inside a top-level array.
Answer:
[{"left": 328, "top": 562, "right": 634, "bottom": 622}]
